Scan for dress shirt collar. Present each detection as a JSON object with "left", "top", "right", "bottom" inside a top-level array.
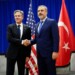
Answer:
[
  {"left": 40, "top": 16, "right": 47, "bottom": 23},
  {"left": 16, "top": 23, "right": 23, "bottom": 27}
]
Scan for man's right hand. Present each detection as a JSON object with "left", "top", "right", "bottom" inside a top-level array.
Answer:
[{"left": 22, "top": 39, "right": 31, "bottom": 46}]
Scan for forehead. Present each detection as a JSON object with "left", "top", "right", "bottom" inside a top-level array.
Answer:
[
  {"left": 14, "top": 12, "right": 22, "bottom": 15},
  {"left": 38, "top": 6, "right": 46, "bottom": 10}
]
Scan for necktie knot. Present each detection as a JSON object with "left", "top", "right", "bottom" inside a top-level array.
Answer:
[
  {"left": 40, "top": 21, "right": 43, "bottom": 25},
  {"left": 17, "top": 25, "right": 20, "bottom": 28}
]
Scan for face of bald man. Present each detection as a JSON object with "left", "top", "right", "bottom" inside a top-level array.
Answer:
[{"left": 37, "top": 6, "right": 47, "bottom": 20}]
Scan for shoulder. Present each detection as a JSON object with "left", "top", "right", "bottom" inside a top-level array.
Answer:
[
  {"left": 47, "top": 18, "right": 56, "bottom": 23},
  {"left": 8, "top": 24, "right": 16, "bottom": 28},
  {"left": 23, "top": 24, "right": 31, "bottom": 30},
  {"left": 47, "top": 18, "right": 57, "bottom": 25}
]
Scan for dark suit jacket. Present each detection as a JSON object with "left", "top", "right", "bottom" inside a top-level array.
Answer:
[
  {"left": 6, "top": 24, "right": 31, "bottom": 59},
  {"left": 31, "top": 18, "right": 59, "bottom": 57}
]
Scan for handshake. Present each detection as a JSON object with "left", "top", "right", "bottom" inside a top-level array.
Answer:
[{"left": 22, "top": 39, "right": 31, "bottom": 46}]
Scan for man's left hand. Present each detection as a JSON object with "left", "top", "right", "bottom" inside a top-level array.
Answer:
[{"left": 52, "top": 52, "right": 58, "bottom": 60}]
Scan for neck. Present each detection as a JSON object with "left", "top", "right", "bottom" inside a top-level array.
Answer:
[
  {"left": 40, "top": 17, "right": 47, "bottom": 21},
  {"left": 16, "top": 22, "right": 22, "bottom": 25},
  {"left": 16, "top": 23, "right": 22, "bottom": 26}
]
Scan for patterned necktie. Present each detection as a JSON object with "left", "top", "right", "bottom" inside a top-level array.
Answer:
[
  {"left": 38, "top": 21, "right": 43, "bottom": 33},
  {"left": 17, "top": 25, "right": 20, "bottom": 39}
]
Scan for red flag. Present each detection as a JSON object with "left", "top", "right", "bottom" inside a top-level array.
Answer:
[{"left": 56, "top": 0, "right": 75, "bottom": 66}]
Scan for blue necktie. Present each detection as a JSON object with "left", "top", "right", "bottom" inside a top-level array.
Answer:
[
  {"left": 38, "top": 21, "right": 43, "bottom": 33},
  {"left": 17, "top": 25, "right": 20, "bottom": 39}
]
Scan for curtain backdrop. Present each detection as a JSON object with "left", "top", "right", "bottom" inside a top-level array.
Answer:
[{"left": 0, "top": 0, "right": 75, "bottom": 54}]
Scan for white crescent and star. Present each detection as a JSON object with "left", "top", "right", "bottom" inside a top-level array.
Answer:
[
  {"left": 58, "top": 21, "right": 69, "bottom": 36},
  {"left": 58, "top": 21, "right": 70, "bottom": 51}
]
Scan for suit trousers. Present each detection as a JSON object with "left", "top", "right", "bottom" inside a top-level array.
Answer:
[
  {"left": 6, "top": 55, "right": 26, "bottom": 75},
  {"left": 37, "top": 53, "right": 56, "bottom": 75}
]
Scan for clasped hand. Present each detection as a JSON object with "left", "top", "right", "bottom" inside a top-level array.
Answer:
[{"left": 22, "top": 39, "right": 30, "bottom": 46}]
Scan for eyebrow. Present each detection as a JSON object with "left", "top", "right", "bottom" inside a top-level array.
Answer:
[{"left": 38, "top": 9, "right": 44, "bottom": 11}]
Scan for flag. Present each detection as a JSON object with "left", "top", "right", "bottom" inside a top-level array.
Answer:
[
  {"left": 25, "top": 0, "right": 38, "bottom": 75},
  {"left": 56, "top": 0, "right": 75, "bottom": 66}
]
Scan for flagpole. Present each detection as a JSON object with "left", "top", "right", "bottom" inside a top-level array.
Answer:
[
  {"left": 30, "top": 0, "right": 32, "bottom": 7},
  {"left": 30, "top": 0, "right": 32, "bottom": 4},
  {"left": 62, "top": 0, "right": 65, "bottom": 3}
]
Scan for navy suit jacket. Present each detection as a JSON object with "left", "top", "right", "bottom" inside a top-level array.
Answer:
[{"left": 31, "top": 18, "right": 59, "bottom": 57}]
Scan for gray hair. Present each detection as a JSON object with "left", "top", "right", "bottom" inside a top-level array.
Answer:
[
  {"left": 14, "top": 10, "right": 24, "bottom": 16},
  {"left": 38, "top": 5, "right": 48, "bottom": 11}
]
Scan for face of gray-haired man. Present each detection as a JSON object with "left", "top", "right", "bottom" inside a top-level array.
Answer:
[
  {"left": 37, "top": 6, "right": 47, "bottom": 20},
  {"left": 14, "top": 12, "right": 24, "bottom": 24}
]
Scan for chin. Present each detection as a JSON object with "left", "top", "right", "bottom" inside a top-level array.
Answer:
[
  {"left": 16, "top": 22, "right": 21, "bottom": 24},
  {"left": 40, "top": 18, "right": 44, "bottom": 20},
  {"left": 38, "top": 16, "right": 42, "bottom": 19}
]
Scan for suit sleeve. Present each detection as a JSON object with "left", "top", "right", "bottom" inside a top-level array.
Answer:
[
  {"left": 31, "top": 38, "right": 36, "bottom": 45},
  {"left": 51, "top": 20, "right": 59, "bottom": 52},
  {"left": 7, "top": 25, "right": 21, "bottom": 45},
  {"left": 26, "top": 27, "right": 31, "bottom": 57}
]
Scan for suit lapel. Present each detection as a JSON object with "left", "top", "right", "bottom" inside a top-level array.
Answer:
[
  {"left": 13, "top": 24, "right": 19, "bottom": 37},
  {"left": 21, "top": 25, "right": 27, "bottom": 38},
  {"left": 36, "top": 23, "right": 40, "bottom": 36}
]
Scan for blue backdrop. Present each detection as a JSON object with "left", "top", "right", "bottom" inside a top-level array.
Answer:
[{"left": 0, "top": 0, "right": 75, "bottom": 54}]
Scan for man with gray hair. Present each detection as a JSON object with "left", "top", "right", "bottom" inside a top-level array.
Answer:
[
  {"left": 36, "top": 5, "right": 59, "bottom": 75},
  {"left": 24, "top": 5, "right": 59, "bottom": 75},
  {"left": 6, "top": 10, "right": 31, "bottom": 75}
]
